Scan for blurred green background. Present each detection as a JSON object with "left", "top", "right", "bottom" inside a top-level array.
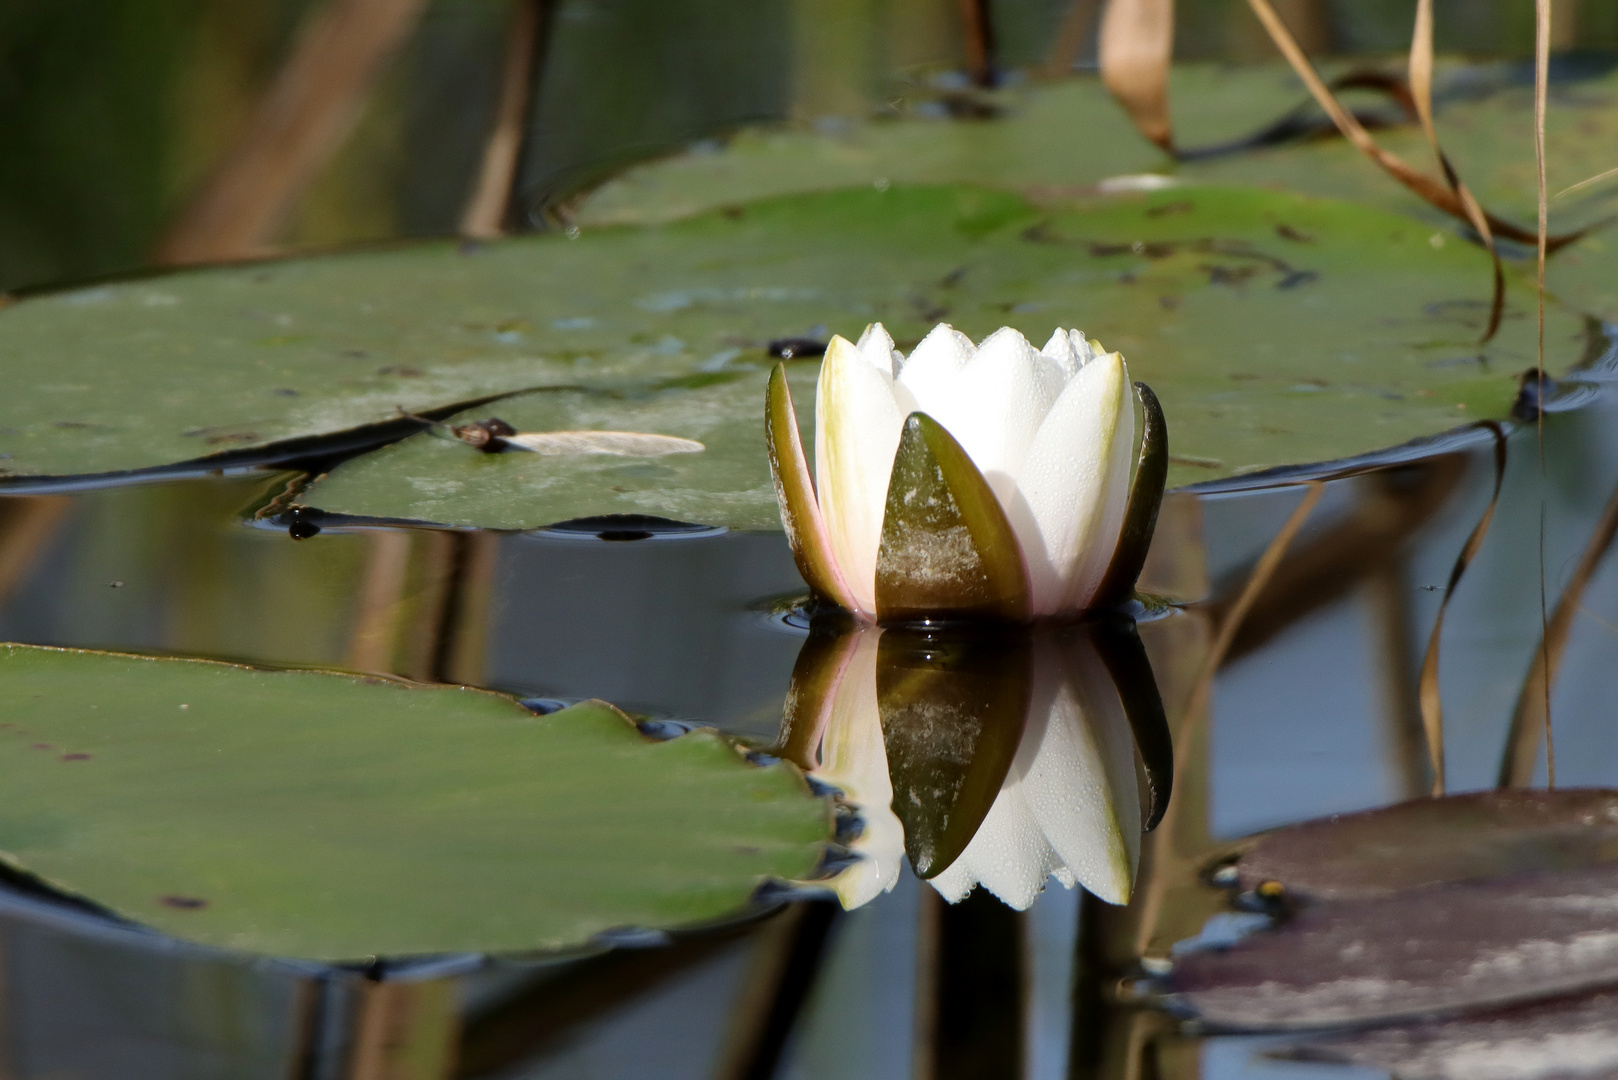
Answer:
[{"left": 3, "top": 0, "right": 1617, "bottom": 293}]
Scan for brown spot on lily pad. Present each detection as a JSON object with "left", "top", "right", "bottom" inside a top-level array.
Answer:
[{"left": 60, "top": 753, "right": 90, "bottom": 761}]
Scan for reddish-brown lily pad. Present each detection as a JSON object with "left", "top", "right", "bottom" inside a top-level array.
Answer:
[
  {"left": 1172, "top": 860, "right": 1618, "bottom": 1029},
  {"left": 1234, "top": 788, "right": 1618, "bottom": 902},
  {"left": 1272, "top": 986, "right": 1618, "bottom": 1080}
]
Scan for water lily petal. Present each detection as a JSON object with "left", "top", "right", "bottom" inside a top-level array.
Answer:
[
  {"left": 856, "top": 322, "right": 901, "bottom": 377},
  {"left": 875, "top": 413, "right": 1030, "bottom": 624},
  {"left": 816, "top": 336, "right": 905, "bottom": 618},
  {"left": 1041, "top": 328, "right": 1080, "bottom": 381},
  {"left": 766, "top": 365, "right": 860, "bottom": 614},
  {"left": 921, "top": 327, "right": 1057, "bottom": 502},
  {"left": 893, "top": 323, "right": 974, "bottom": 416},
  {"left": 1008, "top": 351, "right": 1135, "bottom": 616},
  {"left": 1070, "top": 329, "right": 1099, "bottom": 365}
]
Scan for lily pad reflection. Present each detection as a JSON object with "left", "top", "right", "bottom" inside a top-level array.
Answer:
[{"left": 776, "top": 618, "right": 1171, "bottom": 910}]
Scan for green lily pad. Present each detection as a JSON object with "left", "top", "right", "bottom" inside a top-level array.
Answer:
[
  {"left": 573, "top": 62, "right": 1618, "bottom": 244},
  {"left": 303, "top": 371, "right": 793, "bottom": 531},
  {"left": 575, "top": 60, "right": 1618, "bottom": 326},
  {"left": 299, "top": 182, "right": 1581, "bottom": 528},
  {"left": 0, "top": 644, "right": 827, "bottom": 960}
]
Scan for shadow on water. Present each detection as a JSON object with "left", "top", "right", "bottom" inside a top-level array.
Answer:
[{"left": 6, "top": 361, "right": 1618, "bottom": 1076}]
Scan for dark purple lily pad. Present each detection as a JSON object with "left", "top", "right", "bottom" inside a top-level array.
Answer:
[
  {"left": 1235, "top": 789, "right": 1618, "bottom": 902},
  {"left": 1172, "top": 860, "right": 1618, "bottom": 1029},
  {"left": 1272, "top": 987, "right": 1618, "bottom": 1080}
]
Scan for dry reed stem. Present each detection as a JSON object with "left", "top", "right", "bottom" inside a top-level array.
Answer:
[
  {"left": 1417, "top": 425, "right": 1508, "bottom": 796},
  {"left": 461, "top": 0, "right": 546, "bottom": 239},
  {"left": 1535, "top": 0, "right": 1555, "bottom": 788},
  {"left": 1499, "top": 476, "right": 1618, "bottom": 788},
  {"left": 156, "top": 0, "right": 428, "bottom": 265}
]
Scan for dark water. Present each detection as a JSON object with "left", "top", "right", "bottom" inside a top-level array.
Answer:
[{"left": 1, "top": 349, "right": 1617, "bottom": 1078}]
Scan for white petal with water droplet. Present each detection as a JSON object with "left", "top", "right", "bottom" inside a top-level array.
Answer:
[
  {"left": 856, "top": 322, "right": 901, "bottom": 377},
  {"left": 1008, "top": 352, "right": 1134, "bottom": 615},
  {"left": 892, "top": 323, "right": 974, "bottom": 417},
  {"left": 1040, "top": 328, "right": 1079, "bottom": 380},
  {"left": 920, "top": 327, "right": 1057, "bottom": 507}
]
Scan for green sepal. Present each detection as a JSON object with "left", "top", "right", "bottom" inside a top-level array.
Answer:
[
  {"left": 1094, "top": 382, "right": 1169, "bottom": 609},
  {"left": 874, "top": 412, "right": 1030, "bottom": 624}
]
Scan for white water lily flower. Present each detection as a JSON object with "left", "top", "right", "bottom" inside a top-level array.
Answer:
[{"left": 766, "top": 322, "right": 1160, "bottom": 624}]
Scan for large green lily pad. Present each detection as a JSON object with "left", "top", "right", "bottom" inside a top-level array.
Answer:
[
  {"left": 298, "top": 182, "right": 1580, "bottom": 528},
  {"left": 575, "top": 62, "right": 1618, "bottom": 245},
  {"left": 0, "top": 644, "right": 826, "bottom": 960},
  {"left": 576, "top": 61, "right": 1618, "bottom": 325}
]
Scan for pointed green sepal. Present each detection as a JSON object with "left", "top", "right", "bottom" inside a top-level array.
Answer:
[
  {"left": 874, "top": 412, "right": 1030, "bottom": 624},
  {"left": 876, "top": 627, "right": 1032, "bottom": 878},
  {"left": 1094, "top": 381, "right": 1168, "bottom": 608},
  {"left": 765, "top": 364, "right": 862, "bottom": 616}
]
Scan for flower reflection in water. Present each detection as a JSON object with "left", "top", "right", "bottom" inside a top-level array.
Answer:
[{"left": 777, "top": 618, "right": 1171, "bottom": 910}]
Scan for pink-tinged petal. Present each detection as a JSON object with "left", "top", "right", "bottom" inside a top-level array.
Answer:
[
  {"left": 922, "top": 327, "right": 1056, "bottom": 503},
  {"left": 856, "top": 322, "right": 900, "bottom": 376},
  {"left": 1007, "top": 351, "right": 1135, "bottom": 616},
  {"left": 766, "top": 364, "right": 860, "bottom": 614},
  {"left": 875, "top": 413, "right": 1030, "bottom": 624},
  {"left": 816, "top": 336, "right": 904, "bottom": 618},
  {"left": 892, "top": 323, "right": 974, "bottom": 416}
]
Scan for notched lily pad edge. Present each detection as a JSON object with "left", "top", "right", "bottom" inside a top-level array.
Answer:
[{"left": 0, "top": 642, "right": 840, "bottom": 968}]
